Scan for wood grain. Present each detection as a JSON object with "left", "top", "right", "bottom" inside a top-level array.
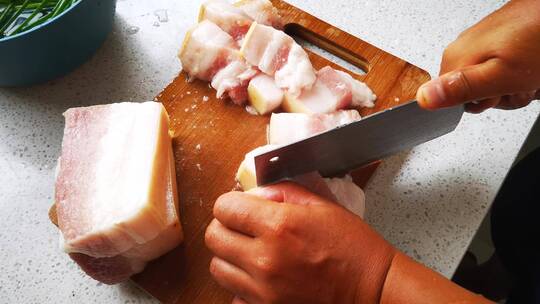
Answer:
[{"left": 49, "top": 1, "right": 429, "bottom": 302}]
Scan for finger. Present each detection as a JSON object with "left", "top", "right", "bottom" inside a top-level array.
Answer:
[
  {"left": 214, "top": 191, "right": 282, "bottom": 237},
  {"left": 417, "top": 58, "right": 522, "bottom": 110},
  {"left": 496, "top": 92, "right": 534, "bottom": 110},
  {"left": 247, "top": 181, "right": 334, "bottom": 206},
  {"left": 232, "top": 296, "right": 249, "bottom": 304},
  {"left": 205, "top": 219, "right": 256, "bottom": 270},
  {"left": 210, "top": 257, "right": 260, "bottom": 304},
  {"left": 465, "top": 97, "right": 500, "bottom": 114}
]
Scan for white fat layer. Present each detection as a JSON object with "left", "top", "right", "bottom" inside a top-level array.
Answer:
[
  {"left": 235, "top": 0, "right": 280, "bottom": 25},
  {"left": 202, "top": 0, "right": 251, "bottom": 33},
  {"left": 275, "top": 44, "right": 316, "bottom": 96},
  {"left": 259, "top": 30, "right": 291, "bottom": 74},
  {"left": 324, "top": 175, "right": 365, "bottom": 219},
  {"left": 297, "top": 78, "right": 338, "bottom": 113},
  {"left": 268, "top": 110, "right": 360, "bottom": 145},
  {"left": 248, "top": 74, "right": 283, "bottom": 113},
  {"left": 180, "top": 21, "right": 236, "bottom": 79},
  {"left": 211, "top": 61, "right": 256, "bottom": 98},
  {"left": 336, "top": 70, "right": 376, "bottom": 107},
  {"left": 92, "top": 103, "right": 161, "bottom": 233}
]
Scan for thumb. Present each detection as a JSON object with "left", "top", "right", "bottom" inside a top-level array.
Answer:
[
  {"left": 417, "top": 59, "right": 518, "bottom": 110},
  {"left": 247, "top": 181, "right": 333, "bottom": 206}
]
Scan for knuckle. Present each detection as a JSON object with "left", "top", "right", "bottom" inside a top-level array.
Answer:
[
  {"left": 204, "top": 221, "right": 218, "bottom": 247},
  {"left": 213, "top": 193, "right": 229, "bottom": 217},
  {"left": 268, "top": 213, "right": 290, "bottom": 236},
  {"left": 261, "top": 291, "right": 280, "bottom": 304},
  {"left": 209, "top": 257, "right": 220, "bottom": 276},
  {"left": 254, "top": 253, "right": 278, "bottom": 275},
  {"left": 214, "top": 191, "right": 242, "bottom": 217}
]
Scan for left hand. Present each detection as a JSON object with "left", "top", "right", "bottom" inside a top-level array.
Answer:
[{"left": 205, "top": 182, "right": 397, "bottom": 304}]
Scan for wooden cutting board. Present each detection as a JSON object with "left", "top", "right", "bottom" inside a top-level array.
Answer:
[
  {"left": 131, "top": 1, "right": 430, "bottom": 302},
  {"left": 50, "top": 0, "right": 429, "bottom": 303}
]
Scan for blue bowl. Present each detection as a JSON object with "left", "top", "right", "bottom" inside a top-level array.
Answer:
[{"left": 0, "top": 0, "right": 117, "bottom": 87}]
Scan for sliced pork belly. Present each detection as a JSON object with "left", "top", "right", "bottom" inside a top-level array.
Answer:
[
  {"left": 179, "top": 20, "right": 239, "bottom": 81},
  {"left": 323, "top": 175, "right": 365, "bottom": 218},
  {"left": 211, "top": 60, "right": 258, "bottom": 105},
  {"left": 248, "top": 74, "right": 284, "bottom": 114},
  {"left": 335, "top": 69, "right": 377, "bottom": 108},
  {"left": 180, "top": 20, "right": 256, "bottom": 103},
  {"left": 283, "top": 66, "right": 376, "bottom": 113},
  {"left": 198, "top": 0, "right": 253, "bottom": 42},
  {"left": 268, "top": 110, "right": 361, "bottom": 145},
  {"left": 55, "top": 102, "right": 183, "bottom": 283},
  {"left": 234, "top": 0, "right": 283, "bottom": 29},
  {"left": 241, "top": 22, "right": 316, "bottom": 96},
  {"left": 237, "top": 147, "right": 365, "bottom": 218}
]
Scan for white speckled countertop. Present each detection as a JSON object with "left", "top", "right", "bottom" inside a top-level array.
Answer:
[{"left": 1, "top": 0, "right": 539, "bottom": 303}]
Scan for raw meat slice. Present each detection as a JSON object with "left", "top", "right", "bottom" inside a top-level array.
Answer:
[
  {"left": 198, "top": 0, "right": 253, "bottom": 42},
  {"left": 241, "top": 22, "right": 316, "bottom": 95},
  {"left": 248, "top": 74, "right": 284, "bottom": 114},
  {"left": 323, "top": 175, "right": 365, "bottom": 218},
  {"left": 234, "top": 0, "right": 283, "bottom": 29},
  {"left": 268, "top": 110, "right": 361, "bottom": 145},
  {"left": 211, "top": 60, "right": 258, "bottom": 105},
  {"left": 55, "top": 102, "right": 182, "bottom": 261},
  {"left": 293, "top": 172, "right": 365, "bottom": 218},
  {"left": 283, "top": 66, "right": 376, "bottom": 113},
  {"left": 237, "top": 148, "right": 366, "bottom": 218},
  {"left": 179, "top": 20, "right": 239, "bottom": 81}
]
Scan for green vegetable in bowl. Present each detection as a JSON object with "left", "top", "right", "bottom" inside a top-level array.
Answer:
[{"left": 0, "top": 0, "right": 78, "bottom": 38}]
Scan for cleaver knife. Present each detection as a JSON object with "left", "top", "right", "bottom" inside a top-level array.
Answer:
[{"left": 254, "top": 101, "right": 464, "bottom": 186}]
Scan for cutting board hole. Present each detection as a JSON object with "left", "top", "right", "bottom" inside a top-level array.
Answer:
[{"left": 284, "top": 23, "right": 369, "bottom": 75}]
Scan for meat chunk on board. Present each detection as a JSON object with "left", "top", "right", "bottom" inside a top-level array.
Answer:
[
  {"left": 241, "top": 22, "right": 317, "bottom": 97},
  {"left": 55, "top": 102, "right": 183, "bottom": 284},
  {"left": 283, "top": 66, "right": 376, "bottom": 114},
  {"left": 199, "top": 0, "right": 283, "bottom": 42},
  {"left": 180, "top": 20, "right": 257, "bottom": 104},
  {"left": 234, "top": 0, "right": 284, "bottom": 29},
  {"left": 235, "top": 147, "right": 365, "bottom": 218}
]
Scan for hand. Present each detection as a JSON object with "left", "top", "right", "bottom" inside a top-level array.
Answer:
[
  {"left": 205, "top": 182, "right": 396, "bottom": 304},
  {"left": 417, "top": 0, "right": 540, "bottom": 113}
]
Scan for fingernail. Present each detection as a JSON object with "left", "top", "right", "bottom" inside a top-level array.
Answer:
[{"left": 417, "top": 78, "right": 446, "bottom": 107}]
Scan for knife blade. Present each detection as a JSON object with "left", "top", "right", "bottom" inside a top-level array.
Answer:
[{"left": 254, "top": 101, "right": 464, "bottom": 186}]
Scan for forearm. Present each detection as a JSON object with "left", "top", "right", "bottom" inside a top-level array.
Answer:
[{"left": 379, "top": 252, "right": 494, "bottom": 304}]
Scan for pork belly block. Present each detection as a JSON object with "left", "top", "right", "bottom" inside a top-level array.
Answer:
[
  {"left": 241, "top": 22, "right": 316, "bottom": 95},
  {"left": 234, "top": 0, "right": 283, "bottom": 29},
  {"left": 179, "top": 20, "right": 239, "bottom": 81},
  {"left": 248, "top": 74, "right": 284, "bottom": 114},
  {"left": 55, "top": 102, "right": 183, "bottom": 283},
  {"left": 268, "top": 110, "right": 361, "bottom": 145},
  {"left": 198, "top": 0, "right": 253, "bottom": 41},
  {"left": 283, "top": 66, "right": 376, "bottom": 114}
]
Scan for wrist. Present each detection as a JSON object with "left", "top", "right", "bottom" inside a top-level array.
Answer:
[
  {"left": 352, "top": 243, "right": 397, "bottom": 304},
  {"left": 378, "top": 252, "right": 494, "bottom": 304}
]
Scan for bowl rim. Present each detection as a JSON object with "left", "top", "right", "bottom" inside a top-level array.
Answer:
[{"left": 0, "top": 0, "right": 84, "bottom": 43}]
